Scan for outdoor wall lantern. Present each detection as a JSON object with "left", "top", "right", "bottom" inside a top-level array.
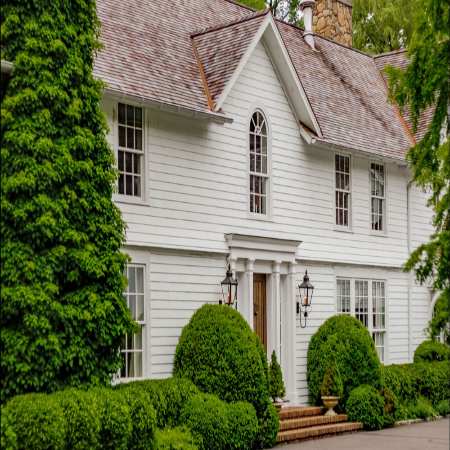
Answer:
[
  {"left": 220, "top": 263, "right": 238, "bottom": 308},
  {"left": 297, "top": 270, "right": 314, "bottom": 328}
]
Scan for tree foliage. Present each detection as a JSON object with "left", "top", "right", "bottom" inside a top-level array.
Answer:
[
  {"left": 0, "top": 0, "right": 135, "bottom": 402},
  {"left": 386, "top": 0, "right": 450, "bottom": 337},
  {"left": 352, "top": 0, "right": 419, "bottom": 54}
]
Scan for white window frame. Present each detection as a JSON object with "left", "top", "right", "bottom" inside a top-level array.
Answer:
[
  {"left": 334, "top": 153, "right": 352, "bottom": 230},
  {"left": 116, "top": 252, "right": 151, "bottom": 382},
  {"left": 370, "top": 162, "right": 386, "bottom": 234},
  {"left": 114, "top": 102, "right": 147, "bottom": 205},
  {"left": 336, "top": 277, "right": 387, "bottom": 362},
  {"left": 248, "top": 109, "right": 271, "bottom": 219}
]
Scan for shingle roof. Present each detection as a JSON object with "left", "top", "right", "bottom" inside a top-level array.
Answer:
[
  {"left": 95, "top": 0, "right": 419, "bottom": 160},
  {"left": 192, "top": 10, "right": 269, "bottom": 107}
]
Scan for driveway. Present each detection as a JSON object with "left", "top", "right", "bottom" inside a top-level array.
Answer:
[{"left": 277, "top": 419, "right": 449, "bottom": 450}]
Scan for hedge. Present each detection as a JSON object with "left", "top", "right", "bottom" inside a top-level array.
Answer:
[
  {"left": 116, "top": 377, "right": 199, "bottom": 428},
  {"left": 346, "top": 385, "right": 385, "bottom": 430},
  {"left": 3, "top": 387, "right": 157, "bottom": 450},
  {"left": 180, "top": 393, "right": 259, "bottom": 450},
  {"left": 414, "top": 340, "right": 450, "bottom": 363},
  {"left": 155, "top": 427, "right": 198, "bottom": 450},
  {"left": 307, "top": 315, "right": 382, "bottom": 406},
  {"left": 382, "top": 361, "right": 450, "bottom": 406},
  {"left": 2, "top": 393, "right": 66, "bottom": 450}
]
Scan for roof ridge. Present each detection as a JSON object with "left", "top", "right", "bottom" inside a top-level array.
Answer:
[
  {"left": 374, "top": 48, "right": 407, "bottom": 58},
  {"left": 190, "top": 8, "right": 269, "bottom": 37},
  {"left": 274, "top": 18, "right": 374, "bottom": 59}
]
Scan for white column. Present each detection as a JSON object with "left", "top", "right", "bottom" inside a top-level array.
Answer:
[
  {"left": 245, "top": 258, "right": 255, "bottom": 329},
  {"left": 284, "top": 261, "right": 298, "bottom": 404},
  {"left": 273, "top": 261, "right": 281, "bottom": 360}
]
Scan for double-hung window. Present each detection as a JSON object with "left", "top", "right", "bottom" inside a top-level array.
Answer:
[
  {"left": 370, "top": 163, "right": 385, "bottom": 231},
  {"left": 249, "top": 111, "right": 269, "bottom": 215},
  {"left": 336, "top": 278, "right": 387, "bottom": 361},
  {"left": 117, "top": 103, "right": 144, "bottom": 197},
  {"left": 335, "top": 154, "right": 351, "bottom": 227},
  {"left": 120, "top": 264, "right": 145, "bottom": 379}
]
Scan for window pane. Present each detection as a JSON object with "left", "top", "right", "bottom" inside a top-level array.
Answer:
[
  {"left": 127, "top": 127, "right": 134, "bottom": 149},
  {"left": 135, "top": 108, "right": 142, "bottom": 128},
  {"left": 126, "top": 105, "right": 134, "bottom": 126},
  {"left": 337, "top": 279, "right": 350, "bottom": 313},
  {"left": 118, "top": 174, "right": 124, "bottom": 195},
  {"left": 119, "top": 126, "right": 126, "bottom": 147},
  {"left": 118, "top": 103, "right": 126, "bottom": 124},
  {"left": 135, "top": 129, "right": 142, "bottom": 150},
  {"left": 125, "top": 152, "right": 133, "bottom": 173},
  {"left": 133, "top": 176, "right": 141, "bottom": 197},
  {"left": 128, "top": 266, "right": 136, "bottom": 292}
]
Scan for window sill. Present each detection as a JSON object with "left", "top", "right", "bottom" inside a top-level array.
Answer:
[
  {"left": 247, "top": 212, "right": 273, "bottom": 222},
  {"left": 114, "top": 194, "right": 149, "bottom": 207},
  {"left": 334, "top": 226, "right": 353, "bottom": 234},
  {"left": 370, "top": 231, "right": 388, "bottom": 238}
]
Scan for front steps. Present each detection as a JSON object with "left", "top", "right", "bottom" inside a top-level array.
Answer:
[{"left": 277, "top": 406, "right": 362, "bottom": 443}]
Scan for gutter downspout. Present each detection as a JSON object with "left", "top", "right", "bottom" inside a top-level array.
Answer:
[{"left": 407, "top": 179, "right": 413, "bottom": 361}]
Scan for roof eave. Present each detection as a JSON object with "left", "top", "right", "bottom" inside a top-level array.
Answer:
[{"left": 103, "top": 87, "right": 233, "bottom": 124}]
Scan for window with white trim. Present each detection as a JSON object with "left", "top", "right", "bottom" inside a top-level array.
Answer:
[
  {"left": 370, "top": 162, "right": 385, "bottom": 231},
  {"left": 120, "top": 264, "right": 145, "bottom": 379},
  {"left": 249, "top": 111, "right": 268, "bottom": 215},
  {"left": 336, "top": 278, "right": 387, "bottom": 361},
  {"left": 335, "top": 154, "right": 351, "bottom": 227},
  {"left": 117, "top": 103, "right": 143, "bottom": 197}
]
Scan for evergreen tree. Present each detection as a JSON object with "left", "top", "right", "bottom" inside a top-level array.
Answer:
[
  {"left": 0, "top": 0, "right": 135, "bottom": 402},
  {"left": 268, "top": 351, "right": 285, "bottom": 401},
  {"left": 386, "top": 0, "right": 449, "bottom": 338}
]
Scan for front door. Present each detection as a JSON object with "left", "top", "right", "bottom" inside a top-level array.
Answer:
[{"left": 253, "top": 274, "right": 267, "bottom": 351}]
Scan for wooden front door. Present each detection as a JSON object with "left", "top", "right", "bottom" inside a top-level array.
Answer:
[{"left": 253, "top": 274, "right": 267, "bottom": 351}]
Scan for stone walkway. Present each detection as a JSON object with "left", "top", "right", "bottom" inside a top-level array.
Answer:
[{"left": 277, "top": 418, "right": 449, "bottom": 450}]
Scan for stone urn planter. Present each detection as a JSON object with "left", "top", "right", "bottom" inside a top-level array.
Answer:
[{"left": 321, "top": 396, "right": 339, "bottom": 416}]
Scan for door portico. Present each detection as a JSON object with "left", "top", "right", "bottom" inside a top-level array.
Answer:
[{"left": 225, "top": 233, "right": 301, "bottom": 403}]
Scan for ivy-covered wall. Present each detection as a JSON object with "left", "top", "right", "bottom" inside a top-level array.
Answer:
[{"left": 0, "top": 0, "right": 135, "bottom": 402}]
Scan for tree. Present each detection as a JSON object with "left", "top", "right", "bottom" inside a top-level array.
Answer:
[
  {"left": 386, "top": 0, "right": 449, "bottom": 340},
  {"left": 352, "top": 0, "right": 419, "bottom": 54},
  {"left": 0, "top": 1, "right": 136, "bottom": 402},
  {"left": 236, "top": 0, "right": 303, "bottom": 25}
]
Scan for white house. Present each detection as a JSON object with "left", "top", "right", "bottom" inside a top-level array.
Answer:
[{"left": 95, "top": 0, "right": 434, "bottom": 404}]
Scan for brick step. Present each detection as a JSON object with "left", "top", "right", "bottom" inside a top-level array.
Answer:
[
  {"left": 279, "top": 406, "right": 323, "bottom": 420},
  {"left": 277, "top": 421, "right": 363, "bottom": 443},
  {"left": 279, "top": 413, "right": 348, "bottom": 431}
]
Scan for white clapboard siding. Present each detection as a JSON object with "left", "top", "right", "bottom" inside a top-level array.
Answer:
[
  {"left": 107, "top": 40, "right": 434, "bottom": 396},
  {"left": 102, "top": 40, "right": 427, "bottom": 269}
]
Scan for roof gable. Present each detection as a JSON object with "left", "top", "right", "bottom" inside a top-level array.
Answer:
[{"left": 192, "top": 12, "right": 322, "bottom": 136}]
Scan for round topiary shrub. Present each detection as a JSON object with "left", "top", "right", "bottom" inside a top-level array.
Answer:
[
  {"left": 3, "top": 393, "right": 66, "bottom": 449},
  {"left": 307, "top": 315, "right": 382, "bottom": 406},
  {"left": 346, "top": 385, "right": 385, "bottom": 430},
  {"left": 173, "top": 305, "right": 270, "bottom": 416},
  {"left": 227, "top": 402, "right": 259, "bottom": 450},
  {"left": 180, "top": 393, "right": 228, "bottom": 450},
  {"left": 413, "top": 340, "right": 450, "bottom": 363}
]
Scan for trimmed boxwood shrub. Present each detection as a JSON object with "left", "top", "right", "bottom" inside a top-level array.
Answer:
[
  {"left": 382, "top": 361, "right": 450, "bottom": 407},
  {"left": 117, "top": 377, "right": 199, "bottom": 428},
  {"left": 254, "top": 403, "right": 279, "bottom": 449},
  {"left": 1, "top": 406, "right": 17, "bottom": 450},
  {"left": 180, "top": 394, "right": 229, "bottom": 450},
  {"left": 380, "top": 387, "right": 399, "bottom": 427},
  {"left": 307, "top": 315, "right": 382, "bottom": 406},
  {"left": 91, "top": 388, "right": 132, "bottom": 450},
  {"left": 53, "top": 388, "right": 101, "bottom": 450},
  {"left": 155, "top": 427, "right": 198, "bottom": 450},
  {"left": 346, "top": 385, "right": 385, "bottom": 430},
  {"left": 414, "top": 340, "right": 450, "bottom": 363},
  {"left": 435, "top": 399, "right": 450, "bottom": 417},
  {"left": 174, "top": 305, "right": 270, "bottom": 415},
  {"left": 118, "top": 387, "right": 157, "bottom": 450},
  {"left": 227, "top": 401, "right": 259, "bottom": 450},
  {"left": 3, "top": 393, "right": 66, "bottom": 449}
]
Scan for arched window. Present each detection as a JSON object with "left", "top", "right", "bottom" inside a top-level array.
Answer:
[{"left": 249, "top": 110, "right": 268, "bottom": 215}]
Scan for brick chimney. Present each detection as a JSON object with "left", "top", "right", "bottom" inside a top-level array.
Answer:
[{"left": 313, "top": 0, "right": 352, "bottom": 47}]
